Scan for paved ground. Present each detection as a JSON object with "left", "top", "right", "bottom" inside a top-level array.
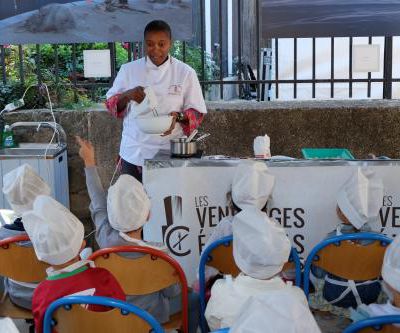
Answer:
[
  {"left": 313, "top": 310, "right": 352, "bottom": 333},
  {"left": 13, "top": 313, "right": 350, "bottom": 332}
]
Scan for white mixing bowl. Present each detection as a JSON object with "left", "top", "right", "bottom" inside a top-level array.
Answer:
[{"left": 135, "top": 116, "right": 173, "bottom": 134}]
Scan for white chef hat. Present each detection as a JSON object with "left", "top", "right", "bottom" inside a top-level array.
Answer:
[
  {"left": 233, "top": 209, "right": 291, "bottom": 279},
  {"left": 337, "top": 167, "right": 384, "bottom": 229},
  {"left": 22, "top": 195, "right": 84, "bottom": 265},
  {"left": 382, "top": 235, "right": 400, "bottom": 293},
  {"left": 232, "top": 160, "right": 275, "bottom": 210},
  {"left": 2, "top": 164, "right": 51, "bottom": 215},
  {"left": 107, "top": 174, "right": 151, "bottom": 232},
  {"left": 230, "top": 289, "right": 321, "bottom": 333}
]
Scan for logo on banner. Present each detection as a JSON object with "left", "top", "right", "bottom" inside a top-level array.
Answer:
[{"left": 162, "top": 196, "right": 191, "bottom": 256}]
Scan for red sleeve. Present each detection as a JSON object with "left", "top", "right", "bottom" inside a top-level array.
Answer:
[
  {"left": 32, "top": 283, "right": 47, "bottom": 333},
  {"left": 99, "top": 269, "right": 126, "bottom": 301},
  {"left": 88, "top": 268, "right": 126, "bottom": 312},
  {"left": 105, "top": 94, "right": 128, "bottom": 119},
  {"left": 181, "top": 108, "right": 205, "bottom": 136}
]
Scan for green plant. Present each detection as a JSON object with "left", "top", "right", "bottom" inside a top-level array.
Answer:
[
  {"left": 2, "top": 41, "right": 217, "bottom": 109},
  {"left": 170, "top": 41, "right": 219, "bottom": 81}
]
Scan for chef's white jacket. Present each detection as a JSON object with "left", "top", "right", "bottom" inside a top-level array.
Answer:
[{"left": 106, "top": 56, "right": 207, "bottom": 166}]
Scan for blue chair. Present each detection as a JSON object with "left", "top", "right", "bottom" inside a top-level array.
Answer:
[
  {"left": 43, "top": 295, "right": 164, "bottom": 333},
  {"left": 343, "top": 315, "right": 400, "bottom": 333},
  {"left": 198, "top": 235, "right": 302, "bottom": 333},
  {"left": 303, "top": 232, "right": 392, "bottom": 300},
  {"left": 211, "top": 329, "right": 230, "bottom": 333}
]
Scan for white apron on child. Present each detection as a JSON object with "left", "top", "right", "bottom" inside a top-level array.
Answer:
[{"left": 324, "top": 224, "right": 379, "bottom": 307}]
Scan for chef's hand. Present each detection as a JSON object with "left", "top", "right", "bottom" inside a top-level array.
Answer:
[
  {"left": 76, "top": 136, "right": 96, "bottom": 167},
  {"left": 161, "top": 112, "right": 178, "bottom": 136},
  {"left": 127, "top": 86, "right": 145, "bottom": 104}
]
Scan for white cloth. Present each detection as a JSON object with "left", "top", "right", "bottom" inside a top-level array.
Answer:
[
  {"left": 2, "top": 164, "right": 51, "bottom": 215},
  {"left": 382, "top": 234, "right": 400, "bottom": 292},
  {"left": 106, "top": 56, "right": 207, "bottom": 166},
  {"left": 233, "top": 209, "right": 291, "bottom": 279},
  {"left": 107, "top": 174, "right": 151, "bottom": 232},
  {"left": 205, "top": 273, "right": 306, "bottom": 331},
  {"left": 354, "top": 301, "right": 400, "bottom": 328},
  {"left": 230, "top": 288, "right": 321, "bottom": 333},
  {"left": 337, "top": 167, "right": 384, "bottom": 229},
  {"left": 0, "top": 318, "right": 20, "bottom": 333},
  {"left": 118, "top": 232, "right": 167, "bottom": 252},
  {"left": 253, "top": 135, "right": 271, "bottom": 158},
  {"left": 231, "top": 160, "right": 275, "bottom": 210},
  {"left": 22, "top": 195, "right": 84, "bottom": 265},
  {"left": 46, "top": 259, "right": 95, "bottom": 277},
  {"left": 363, "top": 301, "right": 400, "bottom": 318},
  {"left": 204, "top": 216, "right": 234, "bottom": 250}
]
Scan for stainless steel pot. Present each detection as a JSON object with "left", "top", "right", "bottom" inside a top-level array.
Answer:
[{"left": 170, "top": 138, "right": 197, "bottom": 157}]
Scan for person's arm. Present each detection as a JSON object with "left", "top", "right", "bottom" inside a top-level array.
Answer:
[
  {"left": 116, "top": 87, "right": 145, "bottom": 112},
  {"left": 85, "top": 167, "right": 108, "bottom": 229},
  {"left": 75, "top": 137, "right": 121, "bottom": 248},
  {"left": 98, "top": 268, "right": 126, "bottom": 302},
  {"left": 179, "top": 70, "right": 207, "bottom": 135},
  {"left": 162, "top": 69, "right": 207, "bottom": 136},
  {"left": 106, "top": 87, "right": 146, "bottom": 118},
  {"left": 76, "top": 136, "right": 106, "bottom": 222},
  {"left": 168, "top": 108, "right": 205, "bottom": 137},
  {"left": 105, "top": 64, "right": 145, "bottom": 118}
]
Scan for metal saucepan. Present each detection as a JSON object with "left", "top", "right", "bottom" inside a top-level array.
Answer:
[{"left": 170, "top": 138, "right": 198, "bottom": 157}]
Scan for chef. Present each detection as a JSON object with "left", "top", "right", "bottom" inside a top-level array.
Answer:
[{"left": 106, "top": 20, "right": 207, "bottom": 182}]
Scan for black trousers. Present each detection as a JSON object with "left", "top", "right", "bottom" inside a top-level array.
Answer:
[{"left": 120, "top": 158, "right": 143, "bottom": 183}]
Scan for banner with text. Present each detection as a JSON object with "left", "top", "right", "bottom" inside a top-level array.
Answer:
[{"left": 144, "top": 164, "right": 400, "bottom": 284}]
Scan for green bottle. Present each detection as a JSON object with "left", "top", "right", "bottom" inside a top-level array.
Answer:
[{"left": 2, "top": 125, "right": 16, "bottom": 148}]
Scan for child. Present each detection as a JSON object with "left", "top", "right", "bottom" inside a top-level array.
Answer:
[
  {"left": 199, "top": 160, "right": 276, "bottom": 286},
  {"left": 230, "top": 289, "right": 321, "bottom": 333},
  {"left": 311, "top": 168, "right": 384, "bottom": 314},
  {"left": 196, "top": 160, "right": 298, "bottom": 295},
  {"left": 351, "top": 233, "right": 400, "bottom": 323},
  {"left": 204, "top": 160, "right": 275, "bottom": 248},
  {"left": 22, "top": 195, "right": 125, "bottom": 333},
  {"left": 76, "top": 136, "right": 198, "bottom": 332},
  {"left": 205, "top": 209, "right": 305, "bottom": 331},
  {"left": 0, "top": 164, "right": 51, "bottom": 309}
]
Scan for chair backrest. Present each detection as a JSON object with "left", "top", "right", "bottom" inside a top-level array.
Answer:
[
  {"left": 201, "top": 236, "right": 240, "bottom": 277},
  {"left": 198, "top": 235, "right": 302, "bottom": 333},
  {"left": 43, "top": 295, "right": 165, "bottom": 333},
  {"left": 303, "top": 232, "right": 392, "bottom": 298},
  {"left": 88, "top": 246, "right": 188, "bottom": 332},
  {"left": 0, "top": 234, "right": 49, "bottom": 282},
  {"left": 343, "top": 315, "right": 400, "bottom": 333}
]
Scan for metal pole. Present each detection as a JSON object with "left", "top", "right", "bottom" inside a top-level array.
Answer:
[
  {"left": 200, "top": 0, "right": 206, "bottom": 94},
  {"left": 383, "top": 36, "right": 393, "bottom": 99}
]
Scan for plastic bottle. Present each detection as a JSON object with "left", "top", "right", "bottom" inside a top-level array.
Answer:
[{"left": 2, "top": 125, "right": 16, "bottom": 148}]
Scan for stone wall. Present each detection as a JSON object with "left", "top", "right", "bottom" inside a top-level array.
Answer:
[{"left": 4, "top": 100, "right": 400, "bottom": 223}]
